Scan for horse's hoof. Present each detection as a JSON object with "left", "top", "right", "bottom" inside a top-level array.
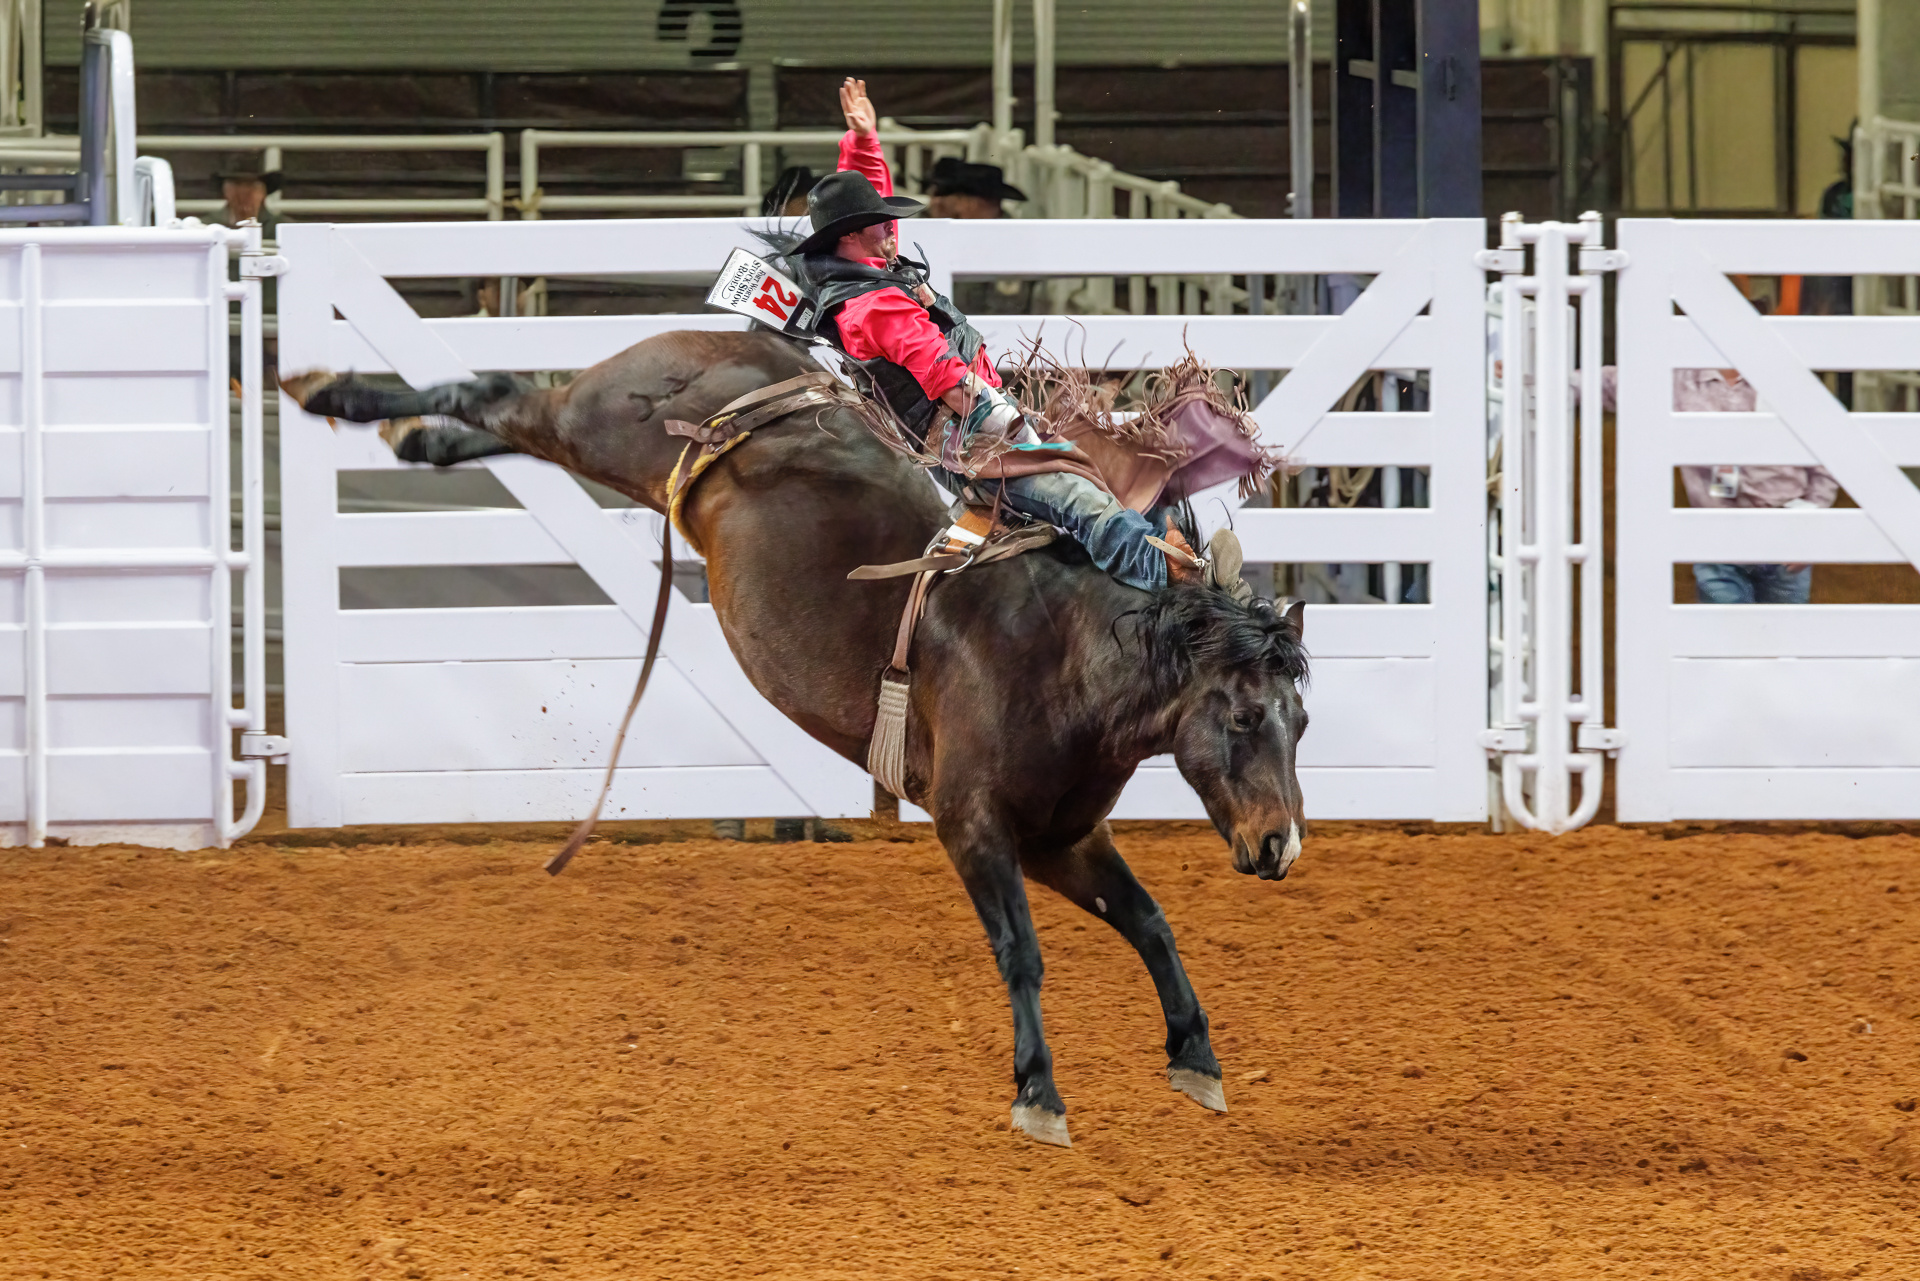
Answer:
[
  {"left": 381, "top": 416, "right": 428, "bottom": 452},
  {"left": 1169, "top": 1067, "right": 1228, "bottom": 1113},
  {"left": 1010, "top": 1104, "right": 1072, "bottom": 1148},
  {"left": 278, "top": 368, "right": 342, "bottom": 409}
]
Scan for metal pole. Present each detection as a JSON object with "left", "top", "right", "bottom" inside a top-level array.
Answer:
[
  {"left": 22, "top": 242, "right": 44, "bottom": 846},
  {"left": 79, "top": 36, "right": 105, "bottom": 223},
  {"left": 1289, "top": 0, "right": 1313, "bottom": 218},
  {"left": 1034, "top": 0, "right": 1056, "bottom": 149},
  {"left": 992, "top": 0, "right": 1015, "bottom": 143},
  {"left": 520, "top": 129, "right": 541, "bottom": 221}
]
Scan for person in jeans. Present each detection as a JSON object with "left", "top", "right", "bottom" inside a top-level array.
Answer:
[
  {"left": 787, "top": 78, "right": 1244, "bottom": 596},
  {"left": 1591, "top": 361, "right": 1839, "bottom": 603},
  {"left": 1676, "top": 366, "right": 1837, "bottom": 603}
]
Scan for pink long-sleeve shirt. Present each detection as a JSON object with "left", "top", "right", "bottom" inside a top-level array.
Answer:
[
  {"left": 1593, "top": 367, "right": 1839, "bottom": 509},
  {"left": 829, "top": 130, "right": 1001, "bottom": 401}
]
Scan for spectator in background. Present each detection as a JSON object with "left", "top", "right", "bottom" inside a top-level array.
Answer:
[
  {"left": 924, "top": 157, "right": 1026, "bottom": 220},
  {"left": 1801, "top": 129, "right": 1856, "bottom": 405},
  {"left": 470, "top": 277, "right": 503, "bottom": 317},
  {"left": 763, "top": 166, "right": 817, "bottom": 218},
  {"left": 214, "top": 165, "right": 280, "bottom": 373},
  {"left": 924, "top": 157, "right": 1035, "bottom": 315},
  {"left": 1585, "top": 284, "right": 1838, "bottom": 604},
  {"left": 213, "top": 166, "right": 280, "bottom": 238},
  {"left": 1674, "top": 369, "right": 1838, "bottom": 604}
]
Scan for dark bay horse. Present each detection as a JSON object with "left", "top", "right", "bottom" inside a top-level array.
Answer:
[{"left": 284, "top": 329, "right": 1309, "bottom": 1148}]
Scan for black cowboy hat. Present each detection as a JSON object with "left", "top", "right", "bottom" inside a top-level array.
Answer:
[
  {"left": 794, "top": 170, "right": 923, "bottom": 254},
  {"left": 926, "top": 157, "right": 1027, "bottom": 204},
  {"left": 761, "top": 165, "right": 818, "bottom": 216},
  {"left": 212, "top": 169, "right": 283, "bottom": 194}
]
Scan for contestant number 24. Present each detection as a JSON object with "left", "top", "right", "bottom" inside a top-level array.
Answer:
[{"left": 754, "top": 276, "right": 799, "bottom": 322}]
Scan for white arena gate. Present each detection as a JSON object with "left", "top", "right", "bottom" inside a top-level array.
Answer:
[
  {"left": 275, "top": 217, "right": 1492, "bottom": 828},
  {"left": 0, "top": 225, "right": 271, "bottom": 849},
  {"left": 1614, "top": 219, "right": 1920, "bottom": 820}
]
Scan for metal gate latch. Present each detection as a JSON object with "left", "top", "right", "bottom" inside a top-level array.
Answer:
[
  {"left": 240, "top": 732, "right": 291, "bottom": 763},
  {"left": 1577, "top": 724, "right": 1628, "bottom": 755},
  {"left": 240, "top": 254, "right": 290, "bottom": 278},
  {"left": 1478, "top": 726, "right": 1528, "bottom": 754}
]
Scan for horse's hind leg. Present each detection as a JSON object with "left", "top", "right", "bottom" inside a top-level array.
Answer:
[
  {"left": 282, "top": 369, "right": 525, "bottom": 427},
  {"left": 941, "top": 814, "right": 1071, "bottom": 1148},
  {"left": 282, "top": 370, "right": 562, "bottom": 465},
  {"left": 1025, "top": 822, "right": 1226, "bottom": 1113}
]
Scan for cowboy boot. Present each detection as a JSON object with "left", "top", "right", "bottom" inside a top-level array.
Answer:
[
  {"left": 1206, "top": 528, "right": 1253, "bottom": 603},
  {"left": 1157, "top": 519, "right": 1206, "bottom": 586}
]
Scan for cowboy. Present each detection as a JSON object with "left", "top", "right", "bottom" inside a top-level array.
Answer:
[
  {"left": 212, "top": 165, "right": 280, "bottom": 239},
  {"left": 924, "top": 157, "right": 1036, "bottom": 315},
  {"left": 788, "top": 78, "right": 1243, "bottom": 597}
]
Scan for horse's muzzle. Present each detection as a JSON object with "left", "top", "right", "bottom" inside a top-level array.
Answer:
[{"left": 1249, "top": 821, "right": 1303, "bottom": 880}]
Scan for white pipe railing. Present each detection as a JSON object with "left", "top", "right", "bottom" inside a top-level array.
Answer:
[
  {"left": 226, "top": 220, "right": 274, "bottom": 842},
  {"left": 93, "top": 28, "right": 137, "bottom": 224},
  {"left": 0, "top": 132, "right": 509, "bottom": 220},
  {"left": 133, "top": 154, "right": 173, "bottom": 224},
  {"left": 517, "top": 126, "right": 988, "bottom": 219},
  {"left": 1477, "top": 211, "right": 1623, "bottom": 834},
  {"left": 1, "top": 123, "right": 1229, "bottom": 233}
]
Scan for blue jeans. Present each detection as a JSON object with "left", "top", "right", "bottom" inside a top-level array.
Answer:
[
  {"left": 956, "top": 470, "right": 1169, "bottom": 592},
  {"left": 1692, "top": 563, "right": 1812, "bottom": 604}
]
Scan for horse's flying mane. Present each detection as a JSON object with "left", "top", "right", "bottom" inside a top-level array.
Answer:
[{"left": 1127, "top": 583, "right": 1310, "bottom": 694}]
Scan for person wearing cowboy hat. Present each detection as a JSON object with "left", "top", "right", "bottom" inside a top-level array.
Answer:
[
  {"left": 924, "top": 157, "right": 1026, "bottom": 220},
  {"left": 922, "top": 156, "right": 1037, "bottom": 315},
  {"left": 211, "top": 165, "right": 281, "bottom": 238},
  {"left": 781, "top": 78, "right": 1242, "bottom": 596}
]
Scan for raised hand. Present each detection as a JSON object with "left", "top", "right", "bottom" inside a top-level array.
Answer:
[{"left": 840, "top": 77, "right": 877, "bottom": 137}]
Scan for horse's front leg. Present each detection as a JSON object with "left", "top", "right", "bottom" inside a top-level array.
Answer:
[
  {"left": 939, "top": 813, "right": 1069, "bottom": 1148},
  {"left": 1025, "top": 822, "right": 1226, "bottom": 1113}
]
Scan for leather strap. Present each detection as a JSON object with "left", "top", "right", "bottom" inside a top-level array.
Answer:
[
  {"left": 664, "top": 372, "right": 846, "bottom": 444},
  {"left": 545, "top": 515, "right": 677, "bottom": 877},
  {"left": 848, "top": 553, "right": 968, "bottom": 581},
  {"left": 889, "top": 569, "right": 936, "bottom": 674}
]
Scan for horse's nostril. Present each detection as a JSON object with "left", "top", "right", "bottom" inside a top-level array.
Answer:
[{"left": 1262, "top": 833, "right": 1283, "bottom": 866}]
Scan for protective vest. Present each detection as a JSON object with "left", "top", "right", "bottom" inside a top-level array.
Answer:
[{"left": 797, "top": 252, "right": 985, "bottom": 446}]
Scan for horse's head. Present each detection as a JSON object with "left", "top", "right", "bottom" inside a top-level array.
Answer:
[{"left": 1135, "top": 586, "right": 1309, "bottom": 881}]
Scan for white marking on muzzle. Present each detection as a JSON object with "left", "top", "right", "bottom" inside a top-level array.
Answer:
[
  {"left": 1094, "top": 896, "right": 1107, "bottom": 914},
  {"left": 1278, "top": 821, "right": 1302, "bottom": 874}
]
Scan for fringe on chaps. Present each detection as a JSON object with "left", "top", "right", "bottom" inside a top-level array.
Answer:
[{"left": 868, "top": 672, "right": 912, "bottom": 800}]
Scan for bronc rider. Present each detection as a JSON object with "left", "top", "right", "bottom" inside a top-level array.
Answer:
[{"left": 781, "top": 77, "right": 1246, "bottom": 598}]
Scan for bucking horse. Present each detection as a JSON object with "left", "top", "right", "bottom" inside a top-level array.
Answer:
[{"left": 283, "top": 327, "right": 1309, "bottom": 1149}]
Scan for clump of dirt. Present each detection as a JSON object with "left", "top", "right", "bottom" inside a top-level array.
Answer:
[{"left": 2, "top": 821, "right": 1917, "bottom": 1278}]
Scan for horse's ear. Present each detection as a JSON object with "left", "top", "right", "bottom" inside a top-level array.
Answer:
[{"left": 1283, "top": 598, "right": 1305, "bottom": 640}]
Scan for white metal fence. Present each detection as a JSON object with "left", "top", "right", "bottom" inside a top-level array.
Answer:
[
  {"left": 276, "top": 215, "right": 1490, "bottom": 828},
  {"left": 0, "top": 223, "right": 268, "bottom": 849},
  {"left": 1615, "top": 218, "right": 1920, "bottom": 820}
]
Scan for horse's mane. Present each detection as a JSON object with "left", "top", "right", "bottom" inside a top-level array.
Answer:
[{"left": 1127, "top": 583, "right": 1310, "bottom": 691}]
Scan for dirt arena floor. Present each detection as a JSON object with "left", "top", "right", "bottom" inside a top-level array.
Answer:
[{"left": 4, "top": 816, "right": 1919, "bottom": 1280}]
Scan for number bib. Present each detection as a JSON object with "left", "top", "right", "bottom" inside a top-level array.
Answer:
[{"left": 706, "top": 248, "right": 818, "bottom": 336}]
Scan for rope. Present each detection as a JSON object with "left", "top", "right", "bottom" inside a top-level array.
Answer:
[{"left": 666, "top": 432, "right": 754, "bottom": 553}]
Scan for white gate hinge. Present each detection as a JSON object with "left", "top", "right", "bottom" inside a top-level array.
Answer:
[
  {"left": 240, "top": 732, "right": 291, "bottom": 763},
  {"left": 1479, "top": 726, "right": 1529, "bottom": 753},
  {"left": 240, "top": 254, "right": 290, "bottom": 279},
  {"left": 1474, "top": 248, "right": 1524, "bottom": 274},
  {"left": 1579, "top": 247, "right": 1628, "bottom": 273},
  {"left": 1577, "top": 724, "right": 1628, "bottom": 754}
]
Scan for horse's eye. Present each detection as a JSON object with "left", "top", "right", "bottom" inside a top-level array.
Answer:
[{"left": 1229, "top": 706, "right": 1264, "bottom": 733}]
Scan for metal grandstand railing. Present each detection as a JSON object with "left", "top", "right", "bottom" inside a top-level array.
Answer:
[{"left": 4, "top": 122, "right": 1244, "bottom": 315}]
